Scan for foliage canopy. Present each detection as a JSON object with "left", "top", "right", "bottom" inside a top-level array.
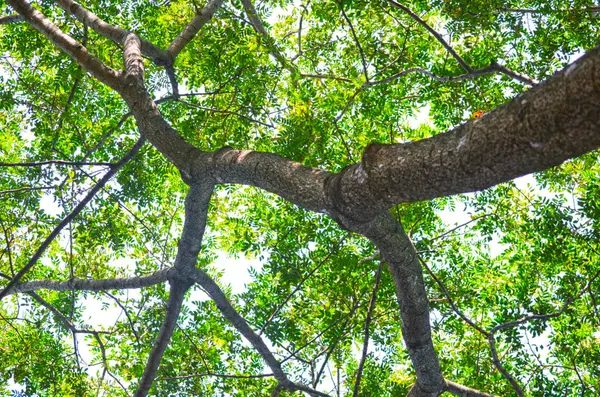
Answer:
[{"left": 0, "top": 0, "right": 599, "bottom": 396}]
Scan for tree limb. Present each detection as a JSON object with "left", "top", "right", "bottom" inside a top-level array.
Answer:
[
  {"left": 134, "top": 281, "right": 190, "bottom": 397},
  {"left": 7, "top": 0, "right": 122, "bottom": 89},
  {"left": 325, "top": 46, "right": 600, "bottom": 222},
  {"left": 352, "top": 214, "right": 443, "bottom": 396},
  {"left": 167, "top": 0, "right": 224, "bottom": 59},
  {"left": 385, "top": 0, "right": 472, "bottom": 73},
  {"left": 0, "top": 14, "right": 23, "bottom": 24},
  {"left": 6, "top": 268, "right": 172, "bottom": 296},
  {"left": 0, "top": 160, "right": 114, "bottom": 167},
  {"left": 445, "top": 380, "right": 499, "bottom": 397},
  {"left": 134, "top": 182, "right": 214, "bottom": 396}
]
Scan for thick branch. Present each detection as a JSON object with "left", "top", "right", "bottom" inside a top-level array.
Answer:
[
  {"left": 123, "top": 33, "right": 144, "bottom": 81},
  {"left": 134, "top": 281, "right": 190, "bottom": 397},
  {"left": 327, "top": 45, "right": 600, "bottom": 222},
  {"left": 7, "top": 0, "right": 121, "bottom": 89},
  {"left": 134, "top": 182, "right": 214, "bottom": 397},
  {"left": 349, "top": 213, "right": 443, "bottom": 397},
  {"left": 0, "top": 137, "right": 146, "bottom": 300},
  {"left": 192, "top": 148, "right": 330, "bottom": 213}
]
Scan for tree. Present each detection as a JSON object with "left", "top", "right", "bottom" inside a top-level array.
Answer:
[{"left": 0, "top": 0, "right": 598, "bottom": 396}]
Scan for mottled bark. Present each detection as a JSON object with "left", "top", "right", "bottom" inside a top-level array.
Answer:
[
  {"left": 328, "top": 46, "right": 600, "bottom": 221},
  {"left": 348, "top": 213, "right": 444, "bottom": 396},
  {"left": 4, "top": 2, "right": 600, "bottom": 397}
]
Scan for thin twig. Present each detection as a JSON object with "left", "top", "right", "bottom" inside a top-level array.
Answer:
[
  {"left": 0, "top": 137, "right": 146, "bottom": 300},
  {"left": 353, "top": 262, "right": 383, "bottom": 397}
]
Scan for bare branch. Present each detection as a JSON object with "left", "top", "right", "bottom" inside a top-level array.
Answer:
[
  {"left": 102, "top": 291, "right": 141, "bottom": 343},
  {"left": 0, "top": 136, "right": 146, "bottom": 300}
]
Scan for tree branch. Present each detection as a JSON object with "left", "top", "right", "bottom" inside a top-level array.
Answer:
[
  {"left": 0, "top": 160, "right": 114, "bottom": 167},
  {"left": 134, "top": 182, "right": 214, "bottom": 396},
  {"left": 134, "top": 281, "right": 190, "bottom": 397},
  {"left": 123, "top": 32, "right": 144, "bottom": 81},
  {"left": 7, "top": 0, "right": 121, "bottom": 89},
  {"left": 6, "top": 268, "right": 171, "bottom": 296},
  {"left": 385, "top": 0, "right": 472, "bottom": 73},
  {"left": 325, "top": 46, "right": 600, "bottom": 222},
  {"left": 191, "top": 267, "right": 288, "bottom": 382},
  {"left": 445, "top": 380, "right": 499, "bottom": 397},
  {"left": 338, "top": 3, "right": 369, "bottom": 82},
  {"left": 241, "top": 0, "right": 296, "bottom": 74},
  {"left": 0, "top": 136, "right": 146, "bottom": 300},
  {"left": 167, "top": 0, "right": 224, "bottom": 59},
  {"left": 352, "top": 262, "right": 383, "bottom": 397},
  {"left": 0, "top": 14, "right": 23, "bottom": 24}
]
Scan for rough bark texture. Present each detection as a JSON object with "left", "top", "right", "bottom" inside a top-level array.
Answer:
[
  {"left": 3, "top": 1, "right": 600, "bottom": 396},
  {"left": 328, "top": 46, "right": 600, "bottom": 221}
]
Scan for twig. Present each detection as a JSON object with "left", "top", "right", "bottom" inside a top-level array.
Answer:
[
  {"left": 0, "top": 136, "right": 146, "bottom": 300},
  {"left": 259, "top": 234, "right": 349, "bottom": 335},
  {"left": 353, "top": 262, "right": 383, "bottom": 397},
  {"left": 338, "top": 3, "right": 369, "bottom": 81},
  {"left": 386, "top": 0, "right": 471, "bottom": 72}
]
